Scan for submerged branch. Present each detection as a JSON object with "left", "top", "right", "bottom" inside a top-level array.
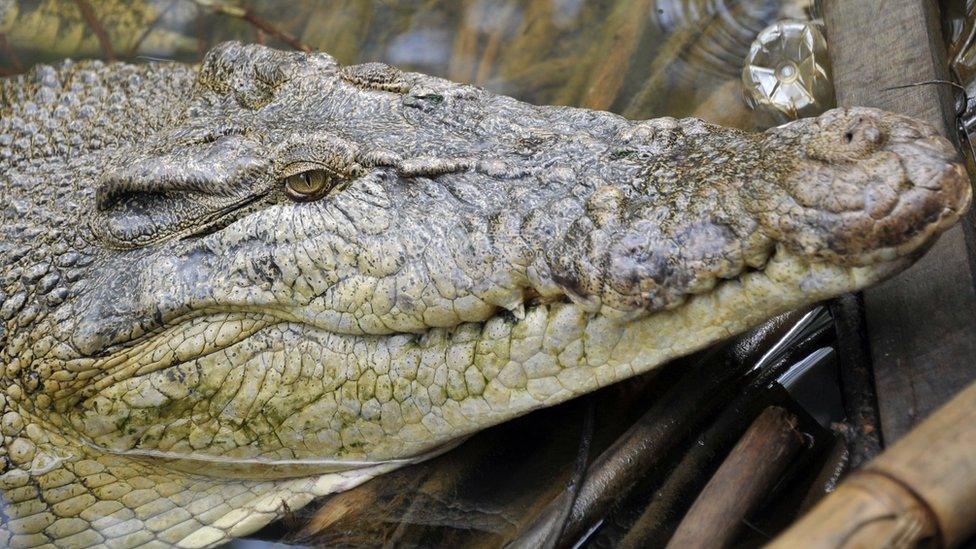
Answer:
[
  {"left": 72, "top": 0, "right": 116, "bottom": 61},
  {"left": 193, "top": 0, "right": 311, "bottom": 52}
]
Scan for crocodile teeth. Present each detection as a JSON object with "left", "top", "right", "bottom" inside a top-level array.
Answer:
[
  {"left": 505, "top": 302, "right": 526, "bottom": 320},
  {"left": 564, "top": 290, "right": 602, "bottom": 314}
]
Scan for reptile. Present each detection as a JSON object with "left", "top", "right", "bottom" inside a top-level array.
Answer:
[{"left": 0, "top": 41, "right": 970, "bottom": 548}]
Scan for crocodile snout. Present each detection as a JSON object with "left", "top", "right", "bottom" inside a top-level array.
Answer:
[{"left": 744, "top": 107, "right": 972, "bottom": 266}]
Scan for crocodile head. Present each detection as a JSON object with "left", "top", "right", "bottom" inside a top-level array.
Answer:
[{"left": 0, "top": 42, "right": 970, "bottom": 547}]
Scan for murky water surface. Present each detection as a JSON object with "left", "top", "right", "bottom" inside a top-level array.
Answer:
[{"left": 0, "top": 0, "right": 817, "bottom": 129}]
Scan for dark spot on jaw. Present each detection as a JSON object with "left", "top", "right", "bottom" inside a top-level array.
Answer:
[
  {"left": 497, "top": 309, "right": 519, "bottom": 324},
  {"left": 550, "top": 272, "right": 585, "bottom": 298},
  {"left": 23, "top": 370, "right": 40, "bottom": 394},
  {"left": 253, "top": 255, "right": 283, "bottom": 284}
]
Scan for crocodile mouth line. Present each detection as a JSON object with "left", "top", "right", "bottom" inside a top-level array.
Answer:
[
  {"left": 71, "top": 242, "right": 912, "bottom": 408},
  {"left": 69, "top": 312, "right": 284, "bottom": 396},
  {"left": 75, "top": 434, "right": 469, "bottom": 480},
  {"left": 50, "top": 242, "right": 914, "bottom": 493}
]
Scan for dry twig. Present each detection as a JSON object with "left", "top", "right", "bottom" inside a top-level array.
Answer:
[
  {"left": 73, "top": 0, "right": 116, "bottom": 61},
  {"left": 194, "top": 0, "right": 310, "bottom": 52},
  {"left": 0, "top": 32, "right": 22, "bottom": 73},
  {"left": 127, "top": 0, "right": 180, "bottom": 57}
]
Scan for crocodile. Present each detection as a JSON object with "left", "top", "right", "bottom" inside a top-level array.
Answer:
[{"left": 0, "top": 41, "right": 970, "bottom": 548}]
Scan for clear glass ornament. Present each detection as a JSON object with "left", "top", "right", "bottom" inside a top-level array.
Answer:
[{"left": 742, "top": 20, "right": 834, "bottom": 120}]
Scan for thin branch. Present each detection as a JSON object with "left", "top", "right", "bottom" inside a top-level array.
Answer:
[
  {"left": 235, "top": 8, "right": 309, "bottom": 52},
  {"left": 127, "top": 0, "right": 180, "bottom": 57},
  {"left": 665, "top": 407, "right": 805, "bottom": 549},
  {"left": 195, "top": 5, "right": 208, "bottom": 61},
  {"left": 881, "top": 79, "right": 968, "bottom": 96},
  {"left": 195, "top": 1, "right": 310, "bottom": 52},
  {"left": 73, "top": 0, "right": 116, "bottom": 61},
  {"left": 541, "top": 396, "right": 595, "bottom": 549},
  {"left": 0, "top": 33, "right": 23, "bottom": 73}
]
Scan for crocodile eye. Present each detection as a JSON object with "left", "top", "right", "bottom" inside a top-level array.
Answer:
[{"left": 282, "top": 169, "right": 338, "bottom": 202}]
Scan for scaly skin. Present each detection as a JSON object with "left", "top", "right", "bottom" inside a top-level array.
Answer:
[{"left": 0, "top": 42, "right": 970, "bottom": 547}]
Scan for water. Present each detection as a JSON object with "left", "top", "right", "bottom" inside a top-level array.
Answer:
[{"left": 0, "top": 0, "right": 817, "bottom": 129}]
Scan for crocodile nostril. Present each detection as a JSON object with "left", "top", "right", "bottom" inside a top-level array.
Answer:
[{"left": 845, "top": 118, "right": 886, "bottom": 147}]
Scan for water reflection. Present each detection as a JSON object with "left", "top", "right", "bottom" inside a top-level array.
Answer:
[
  {"left": 0, "top": 0, "right": 816, "bottom": 128},
  {"left": 385, "top": 28, "right": 452, "bottom": 69}
]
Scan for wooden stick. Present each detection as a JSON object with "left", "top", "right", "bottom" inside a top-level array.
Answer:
[
  {"left": 796, "top": 435, "right": 850, "bottom": 514},
  {"left": 665, "top": 406, "right": 805, "bottom": 549},
  {"left": 520, "top": 309, "right": 820, "bottom": 547},
  {"left": 72, "top": 0, "right": 116, "bottom": 61},
  {"left": 534, "top": 342, "right": 750, "bottom": 546},
  {"left": 127, "top": 0, "right": 179, "bottom": 57},
  {"left": 195, "top": 1, "right": 310, "bottom": 52},
  {"left": 827, "top": 294, "right": 883, "bottom": 469},
  {"left": 771, "top": 379, "right": 976, "bottom": 548},
  {"left": 511, "top": 342, "right": 749, "bottom": 548},
  {"left": 618, "top": 367, "right": 824, "bottom": 548},
  {"left": 0, "top": 33, "right": 23, "bottom": 73}
]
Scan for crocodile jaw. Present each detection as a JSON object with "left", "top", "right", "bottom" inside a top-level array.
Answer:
[{"left": 1, "top": 243, "right": 912, "bottom": 548}]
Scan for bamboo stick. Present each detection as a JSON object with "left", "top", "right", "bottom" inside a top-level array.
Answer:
[{"left": 771, "top": 379, "right": 976, "bottom": 548}]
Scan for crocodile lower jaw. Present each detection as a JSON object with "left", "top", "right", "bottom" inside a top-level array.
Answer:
[
  {"left": 5, "top": 243, "right": 914, "bottom": 549},
  {"left": 50, "top": 243, "right": 909, "bottom": 477}
]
